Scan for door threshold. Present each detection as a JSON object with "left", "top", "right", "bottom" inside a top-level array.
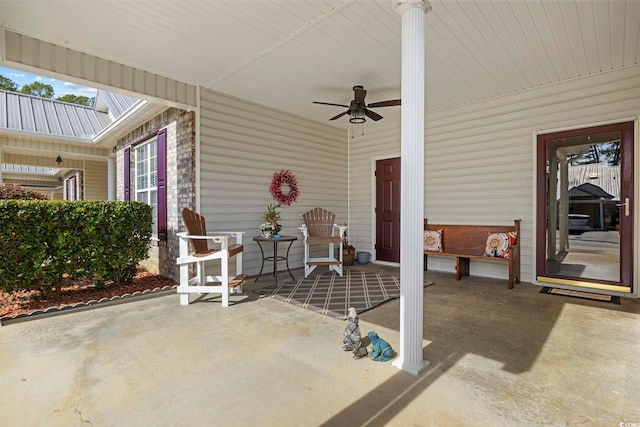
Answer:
[{"left": 536, "top": 276, "right": 631, "bottom": 293}]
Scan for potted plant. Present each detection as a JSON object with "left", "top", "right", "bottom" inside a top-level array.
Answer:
[
  {"left": 262, "top": 203, "right": 282, "bottom": 237},
  {"left": 342, "top": 228, "right": 356, "bottom": 265},
  {"left": 260, "top": 223, "right": 274, "bottom": 238}
]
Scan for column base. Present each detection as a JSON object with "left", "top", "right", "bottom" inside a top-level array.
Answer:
[{"left": 392, "top": 358, "right": 430, "bottom": 375}]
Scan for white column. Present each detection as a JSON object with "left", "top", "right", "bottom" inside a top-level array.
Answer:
[
  {"left": 107, "top": 157, "right": 115, "bottom": 201},
  {"left": 392, "top": 0, "right": 430, "bottom": 375}
]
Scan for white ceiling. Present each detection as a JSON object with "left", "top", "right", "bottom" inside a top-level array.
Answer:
[{"left": 0, "top": 0, "right": 638, "bottom": 128}]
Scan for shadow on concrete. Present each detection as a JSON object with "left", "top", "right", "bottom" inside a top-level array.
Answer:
[{"left": 316, "top": 267, "right": 640, "bottom": 426}]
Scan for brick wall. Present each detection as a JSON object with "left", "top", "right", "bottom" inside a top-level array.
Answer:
[{"left": 115, "top": 108, "right": 195, "bottom": 280}]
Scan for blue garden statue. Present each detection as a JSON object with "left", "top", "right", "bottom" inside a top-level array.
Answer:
[{"left": 367, "top": 331, "right": 395, "bottom": 362}]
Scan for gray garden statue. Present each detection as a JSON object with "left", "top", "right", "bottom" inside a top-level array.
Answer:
[{"left": 342, "top": 307, "right": 362, "bottom": 351}]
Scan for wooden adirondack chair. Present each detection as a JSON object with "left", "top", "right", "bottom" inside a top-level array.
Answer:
[
  {"left": 298, "top": 208, "right": 348, "bottom": 278},
  {"left": 176, "top": 208, "right": 247, "bottom": 306}
]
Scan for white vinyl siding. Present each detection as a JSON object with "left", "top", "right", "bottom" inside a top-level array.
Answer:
[
  {"left": 4, "top": 30, "right": 197, "bottom": 108},
  {"left": 349, "top": 65, "right": 640, "bottom": 283},
  {"left": 198, "top": 88, "right": 347, "bottom": 276},
  {"left": 83, "top": 160, "right": 108, "bottom": 200},
  {"left": 348, "top": 124, "right": 401, "bottom": 259}
]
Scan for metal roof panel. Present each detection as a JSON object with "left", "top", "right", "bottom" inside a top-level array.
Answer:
[{"left": 0, "top": 88, "right": 140, "bottom": 139}]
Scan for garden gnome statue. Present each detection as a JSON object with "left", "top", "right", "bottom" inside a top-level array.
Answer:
[
  {"left": 342, "top": 307, "right": 362, "bottom": 351},
  {"left": 367, "top": 331, "right": 395, "bottom": 362}
]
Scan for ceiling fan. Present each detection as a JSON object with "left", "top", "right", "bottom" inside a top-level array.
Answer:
[{"left": 313, "top": 85, "right": 401, "bottom": 124}]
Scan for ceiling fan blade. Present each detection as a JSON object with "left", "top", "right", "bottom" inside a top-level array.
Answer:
[
  {"left": 313, "top": 101, "right": 350, "bottom": 108},
  {"left": 329, "top": 111, "right": 349, "bottom": 121},
  {"left": 364, "top": 109, "right": 383, "bottom": 121},
  {"left": 353, "top": 86, "right": 367, "bottom": 104},
  {"left": 367, "top": 99, "right": 401, "bottom": 108}
]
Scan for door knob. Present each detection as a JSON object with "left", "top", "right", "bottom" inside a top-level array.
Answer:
[{"left": 616, "top": 197, "right": 630, "bottom": 217}]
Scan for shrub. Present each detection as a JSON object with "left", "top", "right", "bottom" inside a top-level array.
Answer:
[
  {"left": 0, "top": 200, "right": 152, "bottom": 295},
  {"left": 0, "top": 183, "right": 48, "bottom": 200}
]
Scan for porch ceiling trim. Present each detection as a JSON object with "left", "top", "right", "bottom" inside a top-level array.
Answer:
[
  {"left": 3, "top": 152, "right": 84, "bottom": 169},
  {"left": 2, "top": 29, "right": 198, "bottom": 110},
  {"left": 1, "top": 138, "right": 110, "bottom": 160}
]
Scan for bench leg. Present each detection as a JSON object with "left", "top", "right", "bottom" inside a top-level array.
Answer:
[
  {"left": 509, "top": 248, "right": 520, "bottom": 289},
  {"left": 508, "top": 260, "right": 515, "bottom": 289},
  {"left": 515, "top": 252, "right": 521, "bottom": 285},
  {"left": 456, "top": 257, "right": 470, "bottom": 280}
]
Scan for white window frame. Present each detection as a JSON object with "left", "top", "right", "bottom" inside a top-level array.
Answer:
[
  {"left": 64, "top": 174, "right": 79, "bottom": 201},
  {"left": 134, "top": 136, "right": 158, "bottom": 238}
]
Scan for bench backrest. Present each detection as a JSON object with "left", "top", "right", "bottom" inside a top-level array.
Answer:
[
  {"left": 303, "top": 208, "right": 336, "bottom": 238},
  {"left": 424, "top": 219, "right": 520, "bottom": 256}
]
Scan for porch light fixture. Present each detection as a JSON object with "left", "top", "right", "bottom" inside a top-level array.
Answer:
[
  {"left": 56, "top": 155, "right": 62, "bottom": 165},
  {"left": 349, "top": 110, "right": 366, "bottom": 124}
]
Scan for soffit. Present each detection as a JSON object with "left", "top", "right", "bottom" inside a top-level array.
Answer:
[{"left": 0, "top": 0, "right": 637, "bottom": 129}]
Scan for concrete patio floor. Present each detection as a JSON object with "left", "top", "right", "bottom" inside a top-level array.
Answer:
[{"left": 1, "top": 264, "right": 639, "bottom": 426}]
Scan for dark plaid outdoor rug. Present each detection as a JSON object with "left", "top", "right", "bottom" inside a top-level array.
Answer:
[{"left": 256, "top": 270, "right": 431, "bottom": 319}]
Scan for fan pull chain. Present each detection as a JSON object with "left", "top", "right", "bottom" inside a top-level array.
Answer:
[{"left": 350, "top": 122, "right": 365, "bottom": 138}]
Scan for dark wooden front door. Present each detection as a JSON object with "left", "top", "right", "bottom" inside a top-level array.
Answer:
[{"left": 376, "top": 157, "right": 401, "bottom": 262}]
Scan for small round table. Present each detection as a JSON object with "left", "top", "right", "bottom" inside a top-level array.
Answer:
[{"left": 253, "top": 235, "right": 298, "bottom": 283}]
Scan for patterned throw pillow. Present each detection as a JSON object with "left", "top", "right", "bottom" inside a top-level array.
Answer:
[
  {"left": 484, "top": 231, "right": 517, "bottom": 258},
  {"left": 423, "top": 229, "right": 443, "bottom": 252}
]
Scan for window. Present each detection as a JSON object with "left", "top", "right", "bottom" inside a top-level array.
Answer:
[
  {"left": 135, "top": 136, "right": 159, "bottom": 237},
  {"left": 64, "top": 175, "right": 79, "bottom": 200},
  {"left": 130, "top": 129, "right": 167, "bottom": 241}
]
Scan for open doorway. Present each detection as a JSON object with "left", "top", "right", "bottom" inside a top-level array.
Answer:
[{"left": 536, "top": 121, "right": 634, "bottom": 292}]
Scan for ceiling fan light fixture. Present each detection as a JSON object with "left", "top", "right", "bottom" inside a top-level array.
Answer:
[
  {"left": 314, "top": 85, "right": 399, "bottom": 124},
  {"left": 349, "top": 111, "right": 366, "bottom": 124}
]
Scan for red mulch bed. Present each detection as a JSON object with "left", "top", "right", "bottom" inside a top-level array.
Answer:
[{"left": 0, "top": 270, "right": 177, "bottom": 319}]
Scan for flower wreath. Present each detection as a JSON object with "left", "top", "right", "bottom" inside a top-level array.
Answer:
[{"left": 270, "top": 169, "right": 299, "bottom": 206}]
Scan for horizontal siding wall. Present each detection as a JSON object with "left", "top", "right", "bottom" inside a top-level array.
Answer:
[
  {"left": 83, "top": 160, "right": 107, "bottom": 200},
  {"left": 3, "top": 30, "right": 198, "bottom": 108},
  {"left": 0, "top": 135, "right": 109, "bottom": 158},
  {"left": 351, "top": 65, "right": 640, "bottom": 283},
  {"left": 199, "top": 89, "right": 347, "bottom": 276},
  {"left": 3, "top": 152, "right": 84, "bottom": 169},
  {"left": 348, "top": 124, "right": 400, "bottom": 259}
]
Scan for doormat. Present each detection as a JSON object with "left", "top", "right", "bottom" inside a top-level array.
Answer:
[
  {"left": 540, "top": 287, "right": 621, "bottom": 304},
  {"left": 256, "top": 270, "right": 434, "bottom": 319}
]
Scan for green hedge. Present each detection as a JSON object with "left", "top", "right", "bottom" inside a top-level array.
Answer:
[{"left": 0, "top": 200, "right": 152, "bottom": 294}]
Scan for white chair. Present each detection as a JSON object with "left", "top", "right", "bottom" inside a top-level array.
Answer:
[
  {"left": 176, "top": 208, "right": 246, "bottom": 307},
  {"left": 298, "top": 208, "right": 347, "bottom": 278}
]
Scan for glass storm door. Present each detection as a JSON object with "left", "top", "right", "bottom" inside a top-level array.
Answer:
[{"left": 536, "top": 121, "right": 634, "bottom": 292}]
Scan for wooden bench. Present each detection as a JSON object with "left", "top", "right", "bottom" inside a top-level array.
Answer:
[{"left": 423, "top": 219, "right": 521, "bottom": 289}]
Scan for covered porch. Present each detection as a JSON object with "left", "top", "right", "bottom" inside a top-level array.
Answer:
[{"left": 2, "top": 265, "right": 639, "bottom": 425}]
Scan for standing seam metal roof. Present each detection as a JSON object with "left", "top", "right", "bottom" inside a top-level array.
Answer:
[{"left": 0, "top": 89, "right": 138, "bottom": 139}]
